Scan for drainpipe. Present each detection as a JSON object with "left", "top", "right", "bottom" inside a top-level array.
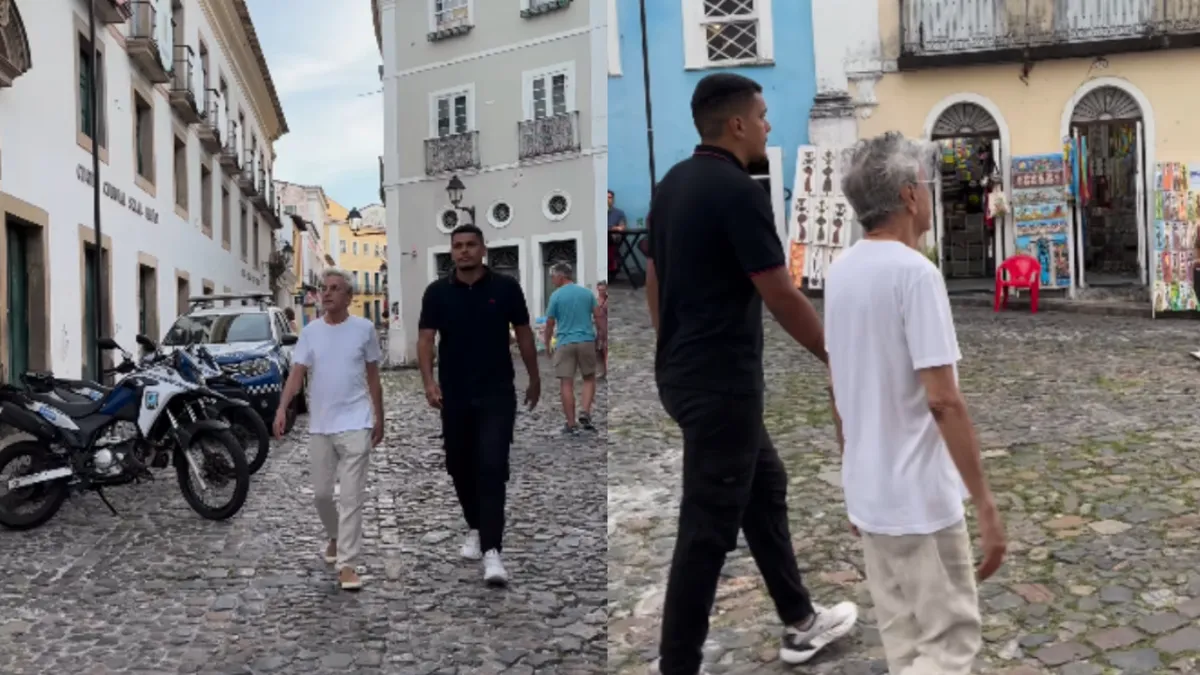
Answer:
[
  {"left": 638, "top": 0, "right": 657, "bottom": 199},
  {"left": 88, "top": 0, "right": 105, "bottom": 380}
]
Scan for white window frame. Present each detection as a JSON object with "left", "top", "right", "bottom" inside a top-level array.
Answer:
[
  {"left": 608, "top": 0, "right": 622, "bottom": 76},
  {"left": 427, "top": 84, "right": 476, "bottom": 138},
  {"left": 522, "top": 62, "right": 577, "bottom": 121},
  {"left": 428, "top": 0, "right": 474, "bottom": 33},
  {"left": 681, "top": 0, "right": 775, "bottom": 70},
  {"left": 427, "top": 244, "right": 453, "bottom": 283},
  {"left": 483, "top": 237, "right": 528, "bottom": 289}
]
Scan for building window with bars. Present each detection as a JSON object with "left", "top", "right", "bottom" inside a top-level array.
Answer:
[{"left": 683, "top": 0, "right": 774, "bottom": 70}]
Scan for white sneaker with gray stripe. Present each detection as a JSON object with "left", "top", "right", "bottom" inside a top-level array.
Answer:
[{"left": 779, "top": 601, "right": 859, "bottom": 665}]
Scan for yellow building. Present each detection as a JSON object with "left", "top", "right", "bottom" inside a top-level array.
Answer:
[
  {"left": 326, "top": 200, "right": 388, "bottom": 326},
  {"left": 846, "top": 0, "right": 1200, "bottom": 310}
]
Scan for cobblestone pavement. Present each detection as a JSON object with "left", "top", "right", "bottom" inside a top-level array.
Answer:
[
  {"left": 607, "top": 286, "right": 1200, "bottom": 675},
  {"left": 0, "top": 362, "right": 606, "bottom": 674}
]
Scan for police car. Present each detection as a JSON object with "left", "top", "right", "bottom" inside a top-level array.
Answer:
[{"left": 160, "top": 293, "right": 306, "bottom": 430}]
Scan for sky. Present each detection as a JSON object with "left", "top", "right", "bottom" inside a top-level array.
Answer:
[{"left": 245, "top": 0, "right": 383, "bottom": 210}]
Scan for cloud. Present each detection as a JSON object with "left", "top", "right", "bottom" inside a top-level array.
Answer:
[
  {"left": 270, "top": 38, "right": 379, "bottom": 97},
  {"left": 273, "top": 94, "right": 382, "bottom": 188}
]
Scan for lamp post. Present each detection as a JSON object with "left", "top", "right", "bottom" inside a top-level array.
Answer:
[
  {"left": 446, "top": 174, "right": 475, "bottom": 226},
  {"left": 88, "top": 0, "right": 105, "bottom": 381},
  {"left": 347, "top": 206, "right": 363, "bottom": 234}
]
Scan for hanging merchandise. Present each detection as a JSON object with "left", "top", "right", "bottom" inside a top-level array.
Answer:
[
  {"left": 1152, "top": 162, "right": 1199, "bottom": 312},
  {"left": 1012, "top": 154, "right": 1071, "bottom": 288}
]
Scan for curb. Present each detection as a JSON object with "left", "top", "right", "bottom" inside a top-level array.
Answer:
[{"left": 946, "top": 293, "right": 1180, "bottom": 319}]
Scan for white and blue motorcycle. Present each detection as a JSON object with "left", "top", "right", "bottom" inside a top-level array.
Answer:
[{"left": 0, "top": 337, "right": 250, "bottom": 530}]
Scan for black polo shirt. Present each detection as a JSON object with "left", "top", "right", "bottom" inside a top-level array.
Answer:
[
  {"left": 418, "top": 266, "right": 530, "bottom": 401},
  {"left": 646, "top": 144, "right": 786, "bottom": 394}
]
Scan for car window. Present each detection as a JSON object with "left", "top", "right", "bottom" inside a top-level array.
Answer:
[{"left": 162, "top": 313, "right": 273, "bottom": 346}]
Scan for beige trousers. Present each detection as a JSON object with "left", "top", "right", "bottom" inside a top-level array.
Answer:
[
  {"left": 861, "top": 519, "right": 982, "bottom": 675},
  {"left": 310, "top": 429, "right": 372, "bottom": 568}
]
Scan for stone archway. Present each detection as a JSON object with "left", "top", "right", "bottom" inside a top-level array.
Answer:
[
  {"left": 931, "top": 102, "right": 1001, "bottom": 139},
  {"left": 0, "top": 0, "right": 32, "bottom": 88}
]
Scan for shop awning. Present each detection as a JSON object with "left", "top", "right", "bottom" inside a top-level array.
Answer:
[{"left": 0, "top": 0, "right": 32, "bottom": 88}]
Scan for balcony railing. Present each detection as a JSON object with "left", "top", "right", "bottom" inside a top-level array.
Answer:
[
  {"left": 518, "top": 112, "right": 581, "bottom": 161},
  {"left": 168, "top": 44, "right": 201, "bottom": 123},
  {"left": 428, "top": 1, "right": 473, "bottom": 40},
  {"left": 424, "top": 131, "right": 480, "bottom": 175},
  {"left": 127, "top": 1, "right": 169, "bottom": 83},
  {"left": 239, "top": 154, "right": 258, "bottom": 195},
  {"left": 197, "top": 89, "right": 222, "bottom": 152},
  {"left": 900, "top": 0, "right": 1200, "bottom": 65},
  {"left": 95, "top": 0, "right": 134, "bottom": 24},
  {"left": 522, "top": 0, "right": 572, "bottom": 18},
  {"left": 219, "top": 120, "right": 240, "bottom": 171}
]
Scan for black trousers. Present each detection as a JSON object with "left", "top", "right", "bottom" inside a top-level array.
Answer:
[
  {"left": 657, "top": 386, "right": 815, "bottom": 675},
  {"left": 441, "top": 392, "right": 517, "bottom": 553}
]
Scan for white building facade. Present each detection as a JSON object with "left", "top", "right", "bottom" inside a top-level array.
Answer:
[
  {"left": 0, "top": 0, "right": 287, "bottom": 381},
  {"left": 374, "top": 0, "right": 609, "bottom": 365},
  {"left": 275, "top": 181, "right": 332, "bottom": 296}
]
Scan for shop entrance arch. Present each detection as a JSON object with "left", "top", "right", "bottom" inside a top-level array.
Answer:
[
  {"left": 1062, "top": 80, "right": 1153, "bottom": 291},
  {"left": 924, "top": 95, "right": 1011, "bottom": 293}
]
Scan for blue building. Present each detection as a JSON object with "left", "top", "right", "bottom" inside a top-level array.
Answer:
[{"left": 607, "top": 0, "right": 817, "bottom": 244}]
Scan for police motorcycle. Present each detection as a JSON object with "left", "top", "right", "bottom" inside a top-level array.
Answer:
[
  {"left": 136, "top": 336, "right": 271, "bottom": 475},
  {"left": 0, "top": 337, "right": 250, "bottom": 530},
  {"left": 36, "top": 336, "right": 271, "bottom": 475}
]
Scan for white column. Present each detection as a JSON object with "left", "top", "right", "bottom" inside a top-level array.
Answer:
[
  {"left": 591, "top": 0, "right": 609, "bottom": 284},
  {"left": 378, "top": 0, "right": 409, "bottom": 365}
]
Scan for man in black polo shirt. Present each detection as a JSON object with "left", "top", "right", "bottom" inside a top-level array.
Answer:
[
  {"left": 643, "top": 73, "right": 859, "bottom": 674},
  {"left": 417, "top": 224, "right": 541, "bottom": 587}
]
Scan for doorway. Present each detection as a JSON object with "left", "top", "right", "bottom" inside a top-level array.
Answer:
[
  {"left": 539, "top": 238, "right": 577, "bottom": 316},
  {"left": 6, "top": 223, "right": 31, "bottom": 384},
  {"left": 1069, "top": 87, "right": 1145, "bottom": 287},
  {"left": 930, "top": 103, "right": 1002, "bottom": 292}
]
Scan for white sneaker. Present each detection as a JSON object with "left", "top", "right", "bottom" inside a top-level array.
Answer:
[
  {"left": 779, "top": 601, "right": 858, "bottom": 665},
  {"left": 482, "top": 549, "right": 508, "bottom": 586},
  {"left": 459, "top": 529, "right": 482, "bottom": 560}
]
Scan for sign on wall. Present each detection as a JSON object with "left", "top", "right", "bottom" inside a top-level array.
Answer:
[
  {"left": 1151, "top": 162, "right": 1199, "bottom": 312},
  {"left": 1011, "top": 154, "right": 1070, "bottom": 288}
]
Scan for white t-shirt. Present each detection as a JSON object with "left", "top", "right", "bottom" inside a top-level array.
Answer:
[
  {"left": 824, "top": 239, "right": 969, "bottom": 536},
  {"left": 293, "top": 315, "right": 382, "bottom": 435}
]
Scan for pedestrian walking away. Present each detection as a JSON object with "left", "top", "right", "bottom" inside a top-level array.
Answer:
[
  {"left": 642, "top": 72, "right": 858, "bottom": 675},
  {"left": 417, "top": 224, "right": 542, "bottom": 586},
  {"left": 825, "top": 132, "right": 1007, "bottom": 675},
  {"left": 275, "top": 268, "right": 385, "bottom": 592},
  {"left": 542, "top": 263, "right": 600, "bottom": 434}
]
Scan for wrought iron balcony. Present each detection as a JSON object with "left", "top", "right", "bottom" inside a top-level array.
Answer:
[
  {"left": 126, "top": 1, "right": 169, "bottom": 83},
  {"left": 522, "top": 0, "right": 572, "bottom": 18},
  {"left": 424, "top": 131, "right": 480, "bottom": 175},
  {"left": 518, "top": 112, "right": 581, "bottom": 161},
  {"left": 95, "top": 0, "right": 134, "bottom": 24},
  {"left": 252, "top": 167, "right": 269, "bottom": 209},
  {"left": 169, "top": 44, "right": 201, "bottom": 123},
  {"left": 238, "top": 154, "right": 258, "bottom": 196},
  {"left": 220, "top": 121, "right": 240, "bottom": 171},
  {"left": 899, "top": 0, "right": 1200, "bottom": 68},
  {"left": 427, "top": 2, "right": 473, "bottom": 40},
  {"left": 197, "top": 89, "right": 222, "bottom": 152}
]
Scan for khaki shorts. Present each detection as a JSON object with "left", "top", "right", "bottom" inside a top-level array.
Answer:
[{"left": 553, "top": 340, "right": 597, "bottom": 379}]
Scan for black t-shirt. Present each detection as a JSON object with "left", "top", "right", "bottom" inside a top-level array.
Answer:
[
  {"left": 646, "top": 145, "right": 786, "bottom": 394},
  {"left": 417, "top": 267, "right": 531, "bottom": 401}
]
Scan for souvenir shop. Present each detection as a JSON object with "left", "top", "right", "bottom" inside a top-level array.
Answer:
[
  {"left": 1067, "top": 90, "right": 1144, "bottom": 287},
  {"left": 929, "top": 103, "right": 1004, "bottom": 290}
]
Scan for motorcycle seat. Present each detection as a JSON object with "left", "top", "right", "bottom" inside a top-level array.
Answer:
[{"left": 24, "top": 391, "right": 104, "bottom": 418}]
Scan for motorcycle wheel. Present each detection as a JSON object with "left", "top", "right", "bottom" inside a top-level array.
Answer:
[
  {"left": 175, "top": 429, "right": 250, "bottom": 521},
  {"left": 0, "top": 441, "right": 69, "bottom": 530},
  {"left": 221, "top": 406, "right": 270, "bottom": 475}
]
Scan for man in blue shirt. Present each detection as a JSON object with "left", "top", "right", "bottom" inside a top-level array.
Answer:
[{"left": 542, "top": 263, "right": 599, "bottom": 434}]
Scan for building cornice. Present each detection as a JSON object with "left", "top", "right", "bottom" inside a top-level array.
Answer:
[{"left": 199, "top": 0, "right": 288, "bottom": 142}]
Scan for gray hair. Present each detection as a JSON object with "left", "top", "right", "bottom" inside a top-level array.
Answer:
[
  {"left": 550, "top": 262, "right": 574, "bottom": 280},
  {"left": 322, "top": 267, "right": 355, "bottom": 295},
  {"left": 840, "top": 132, "right": 937, "bottom": 232}
]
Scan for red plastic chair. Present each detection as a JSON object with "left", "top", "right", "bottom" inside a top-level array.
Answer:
[{"left": 994, "top": 254, "right": 1041, "bottom": 313}]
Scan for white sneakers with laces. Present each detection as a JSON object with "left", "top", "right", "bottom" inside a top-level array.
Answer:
[
  {"left": 482, "top": 549, "right": 508, "bottom": 586},
  {"left": 779, "top": 601, "right": 859, "bottom": 664},
  {"left": 460, "top": 529, "right": 482, "bottom": 560}
]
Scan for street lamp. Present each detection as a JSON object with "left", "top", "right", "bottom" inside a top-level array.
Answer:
[
  {"left": 446, "top": 174, "right": 475, "bottom": 225},
  {"left": 347, "top": 206, "right": 363, "bottom": 233}
]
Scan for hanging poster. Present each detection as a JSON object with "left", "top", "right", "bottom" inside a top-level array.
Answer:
[
  {"left": 788, "top": 145, "right": 855, "bottom": 289},
  {"left": 1011, "top": 154, "right": 1071, "bottom": 288},
  {"left": 1151, "top": 162, "right": 1199, "bottom": 312}
]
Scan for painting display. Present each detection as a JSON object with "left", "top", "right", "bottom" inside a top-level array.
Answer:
[
  {"left": 1011, "top": 154, "right": 1071, "bottom": 288},
  {"left": 788, "top": 145, "right": 853, "bottom": 289},
  {"left": 1151, "top": 162, "right": 1199, "bottom": 312}
]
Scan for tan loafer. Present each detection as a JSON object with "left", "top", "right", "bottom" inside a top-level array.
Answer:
[{"left": 339, "top": 566, "right": 363, "bottom": 591}]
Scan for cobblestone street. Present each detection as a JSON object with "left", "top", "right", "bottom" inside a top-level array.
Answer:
[
  {"left": 0, "top": 366, "right": 606, "bottom": 674},
  {"left": 607, "top": 286, "right": 1200, "bottom": 674}
]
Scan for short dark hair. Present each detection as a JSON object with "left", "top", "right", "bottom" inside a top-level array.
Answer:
[
  {"left": 284, "top": 307, "right": 295, "bottom": 320},
  {"left": 450, "top": 223, "right": 484, "bottom": 244},
  {"left": 690, "top": 73, "right": 763, "bottom": 141},
  {"left": 607, "top": 189, "right": 614, "bottom": 197}
]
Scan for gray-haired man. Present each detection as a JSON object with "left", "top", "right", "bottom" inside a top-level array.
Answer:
[
  {"left": 542, "top": 262, "right": 599, "bottom": 434},
  {"left": 276, "top": 267, "right": 385, "bottom": 592},
  {"left": 825, "top": 132, "right": 1006, "bottom": 674}
]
